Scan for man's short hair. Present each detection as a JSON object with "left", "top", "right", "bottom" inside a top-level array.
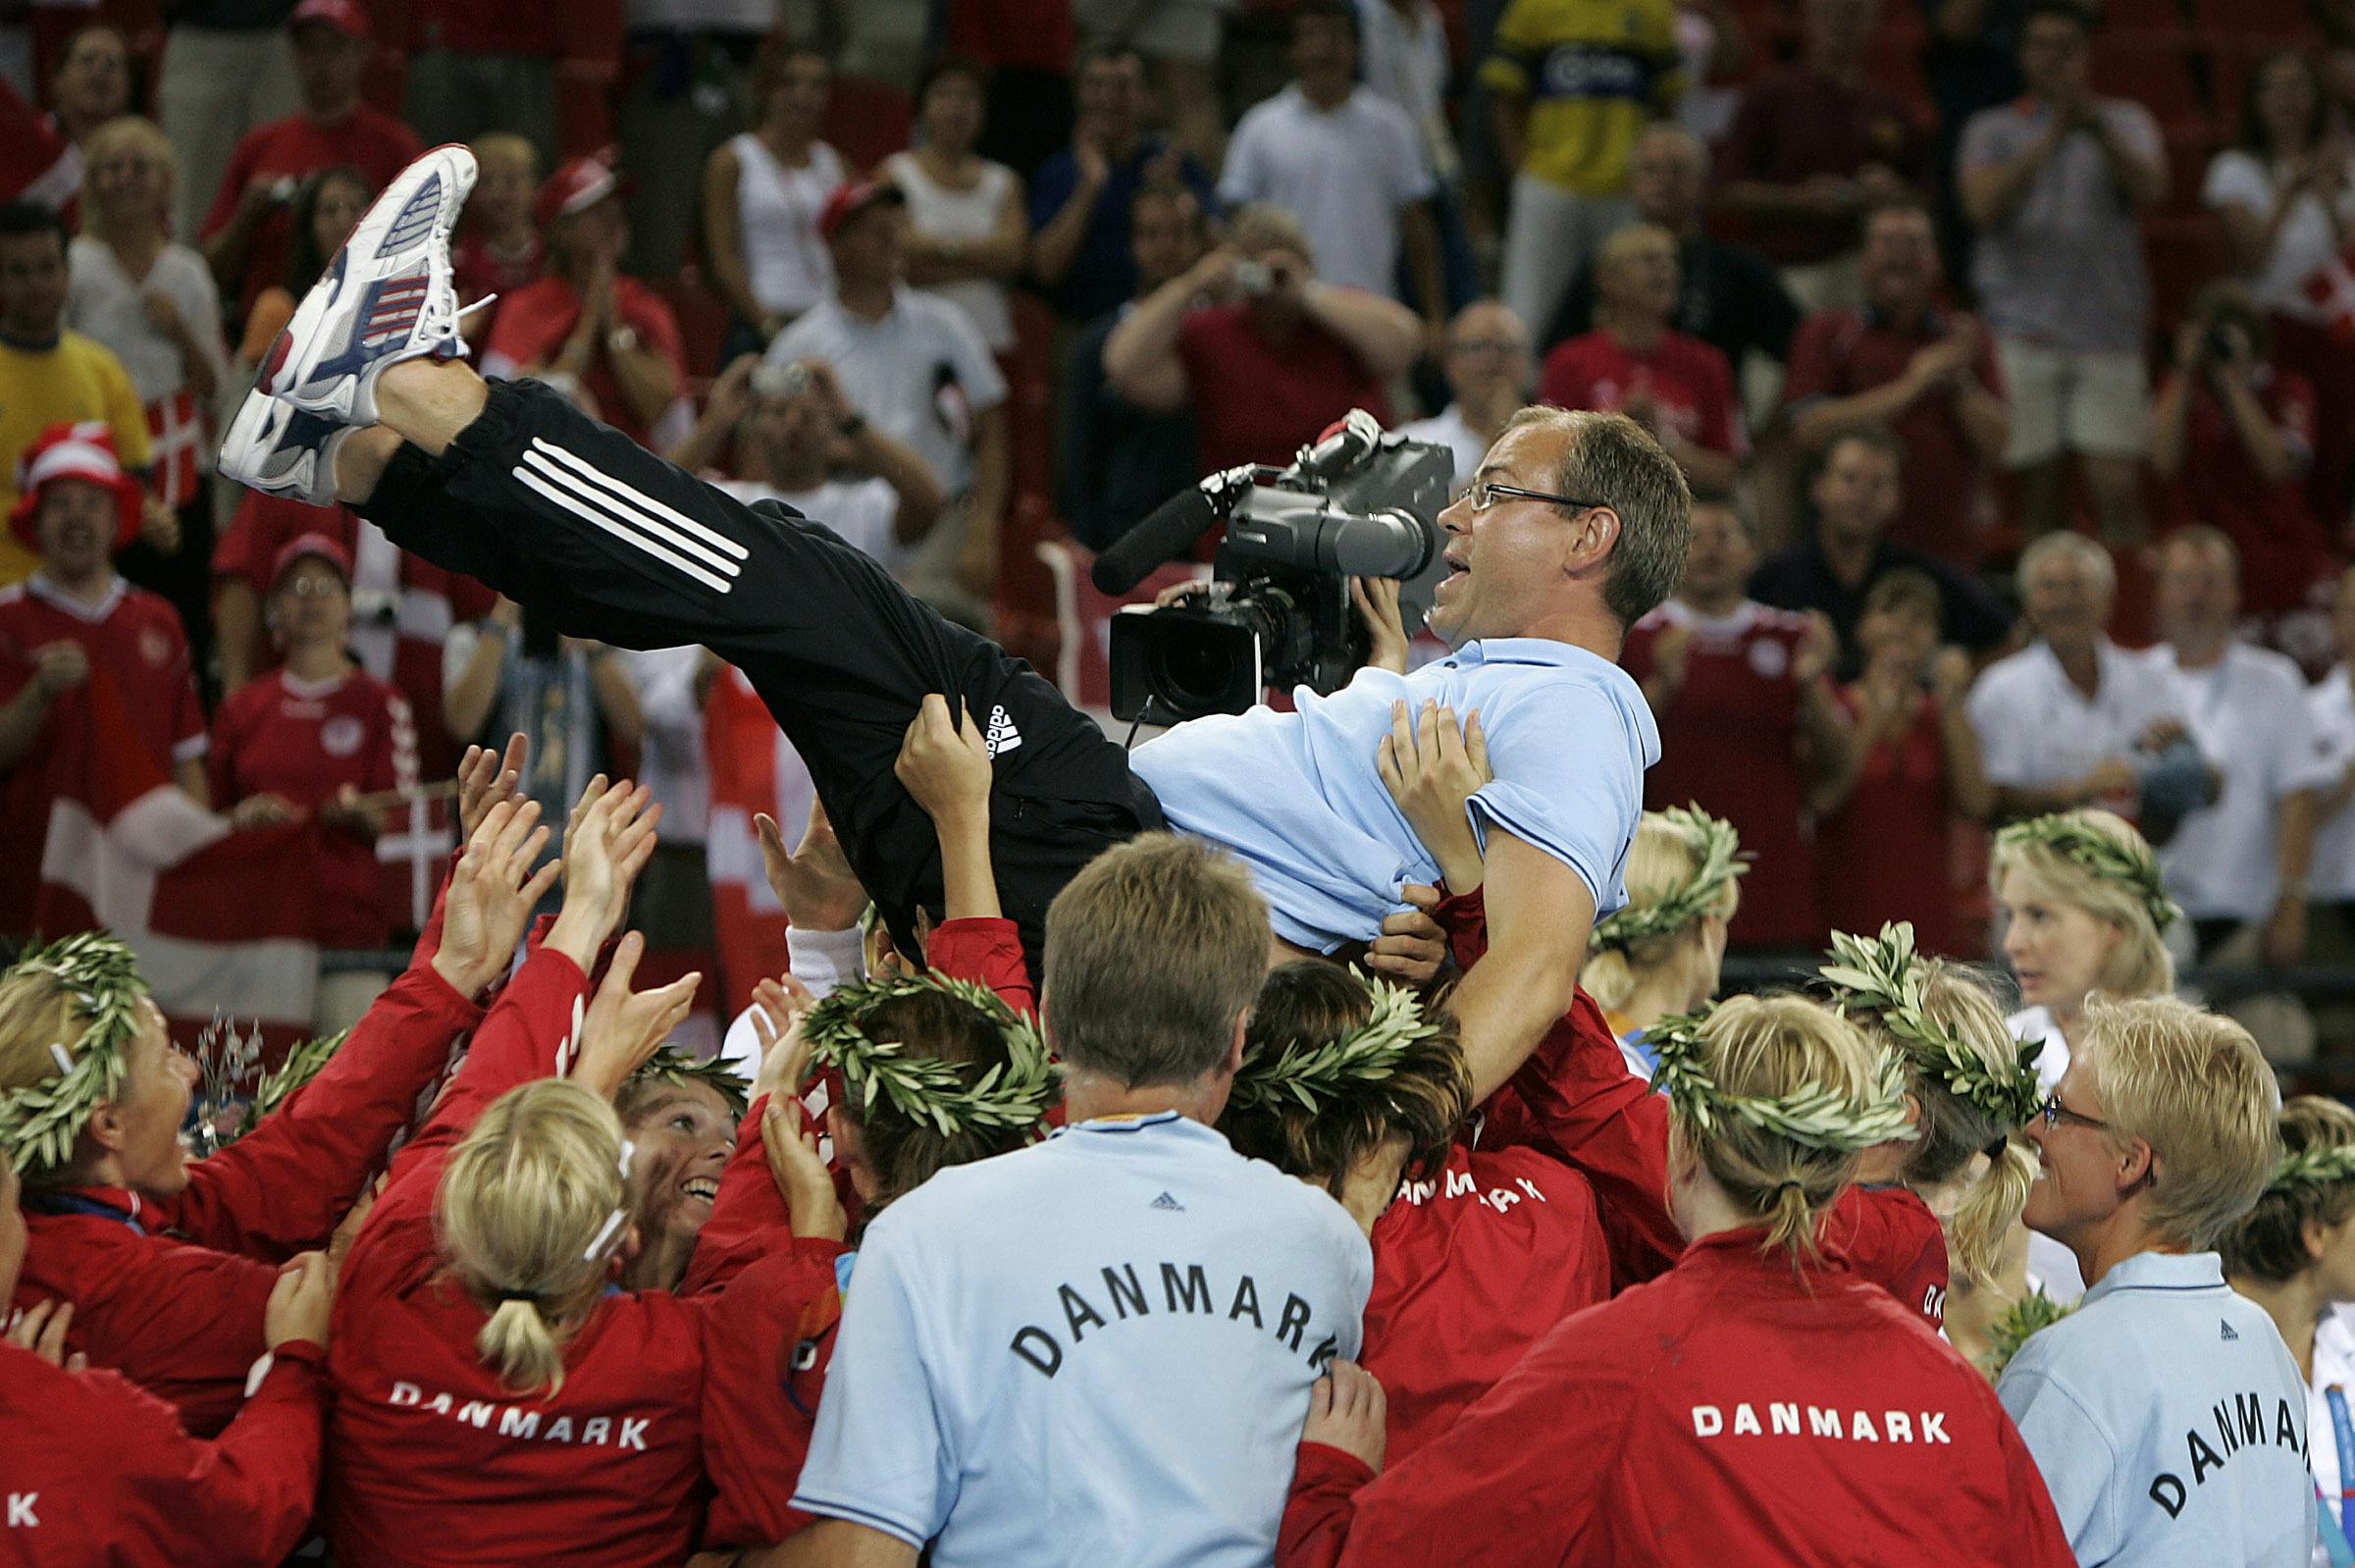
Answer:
[
  {"left": 2080, "top": 995, "right": 2278, "bottom": 1249},
  {"left": 1228, "top": 201, "right": 1315, "bottom": 268},
  {"left": 2018, "top": 530, "right": 2117, "bottom": 601},
  {"left": 2157, "top": 523, "right": 2240, "bottom": 578},
  {"left": 1816, "top": 424, "right": 1906, "bottom": 482},
  {"left": 2023, "top": 0, "right": 2095, "bottom": 33},
  {"left": 1078, "top": 41, "right": 1147, "bottom": 76},
  {"left": 1042, "top": 834, "right": 1270, "bottom": 1087},
  {"left": 1505, "top": 405, "right": 1694, "bottom": 627},
  {"left": 1862, "top": 195, "right": 1937, "bottom": 235},
  {"left": 0, "top": 202, "right": 67, "bottom": 250},
  {"left": 1290, "top": 0, "right": 1361, "bottom": 40}
]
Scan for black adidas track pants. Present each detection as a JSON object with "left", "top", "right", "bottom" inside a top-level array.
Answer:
[{"left": 359, "top": 378, "right": 1162, "bottom": 968}]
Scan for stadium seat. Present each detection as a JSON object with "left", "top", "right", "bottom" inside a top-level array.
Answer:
[
  {"left": 2190, "top": 0, "right": 2315, "bottom": 36},
  {"left": 655, "top": 269, "right": 732, "bottom": 382},
  {"left": 2143, "top": 210, "right": 2226, "bottom": 340},
  {"left": 2101, "top": 0, "right": 2192, "bottom": 28},
  {"left": 2091, "top": 29, "right": 2209, "bottom": 129},
  {"left": 824, "top": 77, "right": 915, "bottom": 176}
]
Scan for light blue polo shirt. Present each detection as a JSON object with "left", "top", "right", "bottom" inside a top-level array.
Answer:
[
  {"left": 1128, "top": 638, "right": 1659, "bottom": 951},
  {"left": 1998, "top": 1250, "right": 2314, "bottom": 1567},
  {"left": 791, "top": 1113, "right": 1373, "bottom": 1568}
]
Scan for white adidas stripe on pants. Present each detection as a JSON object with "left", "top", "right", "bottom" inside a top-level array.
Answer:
[{"left": 512, "top": 437, "right": 750, "bottom": 596}]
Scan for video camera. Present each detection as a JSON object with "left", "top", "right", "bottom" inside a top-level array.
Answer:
[{"left": 1095, "top": 410, "right": 1454, "bottom": 724}]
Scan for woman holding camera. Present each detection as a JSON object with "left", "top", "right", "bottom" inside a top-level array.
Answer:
[{"left": 2151, "top": 281, "right": 2339, "bottom": 669}]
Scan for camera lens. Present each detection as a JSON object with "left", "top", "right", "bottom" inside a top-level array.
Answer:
[{"left": 1151, "top": 634, "right": 1243, "bottom": 713}]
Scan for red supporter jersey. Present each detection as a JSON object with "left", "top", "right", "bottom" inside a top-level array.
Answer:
[
  {"left": 199, "top": 109, "right": 426, "bottom": 317},
  {"left": 1622, "top": 601, "right": 1821, "bottom": 948},
  {"left": 1821, "top": 1182, "right": 1952, "bottom": 1328},
  {"left": 2162, "top": 366, "right": 2338, "bottom": 618},
  {"left": 452, "top": 233, "right": 548, "bottom": 347},
  {"left": 210, "top": 668, "right": 415, "bottom": 949},
  {"left": 1539, "top": 330, "right": 1744, "bottom": 458},
  {"left": 1177, "top": 304, "right": 1394, "bottom": 478},
  {"left": 1366, "top": 1143, "right": 1610, "bottom": 1463},
  {"left": 1278, "top": 1232, "right": 2073, "bottom": 1568},
  {"left": 12, "top": 957, "right": 481, "bottom": 1437},
  {"left": 329, "top": 949, "right": 838, "bottom": 1566},
  {"left": 482, "top": 274, "right": 687, "bottom": 448},
  {"left": 1817, "top": 688, "right": 1962, "bottom": 955},
  {"left": 0, "top": 1340, "right": 327, "bottom": 1567},
  {"left": 215, "top": 493, "right": 497, "bottom": 781},
  {"left": 1781, "top": 308, "right": 2003, "bottom": 567}
]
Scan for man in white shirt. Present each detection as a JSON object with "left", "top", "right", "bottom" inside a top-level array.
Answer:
[
  {"left": 2305, "top": 566, "right": 2355, "bottom": 945},
  {"left": 1220, "top": 0, "right": 1446, "bottom": 339},
  {"left": 2141, "top": 527, "right": 2330, "bottom": 964},
  {"left": 1967, "top": 529, "right": 2194, "bottom": 826},
  {"left": 765, "top": 182, "right": 1008, "bottom": 625},
  {"left": 788, "top": 834, "right": 1375, "bottom": 1568},
  {"left": 1397, "top": 299, "right": 1535, "bottom": 496}
]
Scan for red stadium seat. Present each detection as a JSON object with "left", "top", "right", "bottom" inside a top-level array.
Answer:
[
  {"left": 2190, "top": 0, "right": 2315, "bottom": 36},
  {"left": 654, "top": 269, "right": 731, "bottom": 382},
  {"left": 824, "top": 77, "right": 915, "bottom": 176},
  {"left": 2091, "top": 29, "right": 2209, "bottom": 128},
  {"left": 2161, "top": 125, "right": 2218, "bottom": 212},
  {"left": 2143, "top": 210, "right": 2227, "bottom": 336},
  {"left": 2101, "top": 0, "right": 2192, "bottom": 29}
]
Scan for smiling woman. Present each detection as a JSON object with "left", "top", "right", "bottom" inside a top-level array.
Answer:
[{"left": 615, "top": 1059, "right": 743, "bottom": 1292}]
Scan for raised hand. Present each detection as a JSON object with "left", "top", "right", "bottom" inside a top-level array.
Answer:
[
  {"left": 757, "top": 797, "right": 867, "bottom": 933},
  {"left": 746, "top": 972, "right": 818, "bottom": 1107},
  {"left": 571, "top": 930, "right": 702, "bottom": 1097},
  {"left": 1301, "top": 1359, "right": 1387, "bottom": 1473},
  {"left": 457, "top": 732, "right": 531, "bottom": 845},
  {"left": 432, "top": 797, "right": 559, "bottom": 998},
  {"left": 5, "top": 1298, "right": 80, "bottom": 1369},
  {"left": 895, "top": 695, "right": 995, "bottom": 825},
  {"left": 1377, "top": 701, "right": 1492, "bottom": 894},
  {"left": 547, "top": 777, "right": 663, "bottom": 969},
  {"left": 763, "top": 1101, "right": 847, "bottom": 1241},
  {"left": 264, "top": 1251, "right": 335, "bottom": 1351}
]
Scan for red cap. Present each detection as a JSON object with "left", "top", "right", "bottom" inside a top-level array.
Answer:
[
  {"left": 269, "top": 532, "right": 353, "bottom": 592},
  {"left": 8, "top": 422, "right": 141, "bottom": 553},
  {"left": 534, "top": 149, "right": 624, "bottom": 231},
  {"left": 288, "top": 0, "right": 370, "bottom": 39},
  {"left": 817, "top": 180, "right": 906, "bottom": 240}
]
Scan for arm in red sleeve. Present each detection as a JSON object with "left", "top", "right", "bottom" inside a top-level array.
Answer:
[
  {"left": 157, "top": 959, "right": 485, "bottom": 1257},
  {"left": 1432, "top": 887, "right": 1489, "bottom": 975},
  {"left": 696, "top": 1239, "right": 849, "bottom": 1549},
  {"left": 379, "top": 945, "right": 592, "bottom": 1201},
  {"left": 1278, "top": 1443, "right": 1377, "bottom": 1568},
  {"left": 139, "top": 1340, "right": 330, "bottom": 1565},
  {"left": 1492, "top": 994, "right": 1682, "bottom": 1286},
  {"left": 923, "top": 915, "right": 1035, "bottom": 1016}
]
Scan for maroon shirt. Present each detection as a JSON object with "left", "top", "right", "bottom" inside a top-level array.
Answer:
[
  {"left": 2159, "top": 365, "right": 2338, "bottom": 619},
  {"left": 1719, "top": 66, "right": 1927, "bottom": 266},
  {"left": 1817, "top": 687, "right": 1963, "bottom": 957},
  {"left": 1621, "top": 601, "right": 1821, "bottom": 950},
  {"left": 1783, "top": 305, "right": 2004, "bottom": 567},
  {"left": 1177, "top": 303, "right": 1393, "bottom": 477}
]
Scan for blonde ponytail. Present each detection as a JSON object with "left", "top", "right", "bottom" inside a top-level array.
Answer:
[
  {"left": 437, "top": 1079, "right": 632, "bottom": 1397},
  {"left": 1579, "top": 808, "right": 1744, "bottom": 1012},
  {"left": 1651, "top": 994, "right": 1912, "bottom": 1264},
  {"left": 1947, "top": 1133, "right": 2040, "bottom": 1285}
]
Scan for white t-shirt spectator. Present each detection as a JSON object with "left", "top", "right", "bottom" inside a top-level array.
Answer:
[
  {"left": 763, "top": 288, "right": 1007, "bottom": 497},
  {"left": 792, "top": 1112, "right": 1372, "bottom": 1568},
  {"left": 729, "top": 132, "right": 844, "bottom": 321},
  {"left": 1395, "top": 403, "right": 1486, "bottom": 497},
  {"left": 1355, "top": 0, "right": 1457, "bottom": 176},
  {"left": 2304, "top": 662, "right": 2355, "bottom": 901},
  {"left": 2203, "top": 149, "right": 2355, "bottom": 323},
  {"left": 2140, "top": 641, "right": 2333, "bottom": 923},
  {"left": 711, "top": 475, "right": 911, "bottom": 579},
  {"left": 1218, "top": 83, "right": 1436, "bottom": 299},
  {"left": 65, "top": 236, "right": 227, "bottom": 407},
  {"left": 882, "top": 151, "right": 1018, "bottom": 352},
  {"left": 629, "top": 644, "right": 711, "bottom": 845},
  {"left": 1965, "top": 638, "right": 2185, "bottom": 813}
]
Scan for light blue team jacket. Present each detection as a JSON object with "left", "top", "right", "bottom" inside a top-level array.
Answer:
[{"left": 1998, "top": 1250, "right": 2315, "bottom": 1567}]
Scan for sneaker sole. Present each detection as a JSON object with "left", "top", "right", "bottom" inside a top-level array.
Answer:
[
  {"left": 220, "top": 389, "right": 340, "bottom": 507},
  {"left": 266, "top": 143, "right": 476, "bottom": 425}
]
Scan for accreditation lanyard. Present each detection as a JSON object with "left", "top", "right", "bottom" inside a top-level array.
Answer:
[
  {"left": 2322, "top": 1386, "right": 2355, "bottom": 1568},
  {"left": 21, "top": 1188, "right": 144, "bottom": 1233}
]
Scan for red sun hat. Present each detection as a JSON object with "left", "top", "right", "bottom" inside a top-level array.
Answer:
[
  {"left": 817, "top": 180, "right": 906, "bottom": 240},
  {"left": 8, "top": 422, "right": 143, "bottom": 553},
  {"left": 269, "top": 532, "right": 354, "bottom": 593},
  {"left": 534, "top": 148, "right": 629, "bottom": 231},
  {"left": 288, "top": 0, "right": 370, "bottom": 39}
]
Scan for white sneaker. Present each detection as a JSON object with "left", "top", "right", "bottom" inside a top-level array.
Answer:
[
  {"left": 218, "top": 389, "right": 358, "bottom": 508},
  {"left": 256, "top": 142, "right": 476, "bottom": 427}
]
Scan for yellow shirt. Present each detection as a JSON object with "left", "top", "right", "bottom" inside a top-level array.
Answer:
[
  {"left": 1482, "top": 0, "right": 1684, "bottom": 196},
  {"left": 0, "top": 330, "right": 153, "bottom": 585}
]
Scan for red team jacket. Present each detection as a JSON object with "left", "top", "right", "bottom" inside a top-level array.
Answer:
[
  {"left": 10, "top": 957, "right": 483, "bottom": 1437},
  {"left": 0, "top": 1339, "right": 326, "bottom": 1567},
  {"left": 1364, "top": 1142, "right": 1611, "bottom": 1462},
  {"left": 326, "top": 947, "right": 842, "bottom": 1567},
  {"left": 1277, "top": 1230, "right": 2073, "bottom": 1568}
]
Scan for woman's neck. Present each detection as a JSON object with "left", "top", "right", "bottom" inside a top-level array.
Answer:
[
  {"left": 1603, "top": 315, "right": 1665, "bottom": 354},
  {"left": 1619, "top": 964, "right": 1701, "bottom": 1036},
  {"left": 283, "top": 642, "right": 353, "bottom": 683},
  {"left": 2230, "top": 1270, "right": 2325, "bottom": 1382},
  {"left": 620, "top": 1228, "right": 697, "bottom": 1293},
  {"left": 761, "top": 122, "right": 813, "bottom": 161},
  {"left": 918, "top": 142, "right": 975, "bottom": 176},
  {"left": 96, "top": 221, "right": 163, "bottom": 268}
]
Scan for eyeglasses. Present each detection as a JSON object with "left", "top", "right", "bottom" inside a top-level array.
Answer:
[
  {"left": 2039, "top": 1090, "right": 2110, "bottom": 1133},
  {"left": 1449, "top": 338, "right": 1527, "bottom": 356},
  {"left": 277, "top": 577, "right": 345, "bottom": 599},
  {"left": 1466, "top": 479, "right": 1604, "bottom": 514}
]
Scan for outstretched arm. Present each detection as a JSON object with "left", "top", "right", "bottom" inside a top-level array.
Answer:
[{"left": 1447, "top": 832, "right": 1595, "bottom": 1103}]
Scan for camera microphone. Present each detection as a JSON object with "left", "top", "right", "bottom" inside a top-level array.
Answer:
[
  {"left": 1091, "top": 466, "right": 1253, "bottom": 595},
  {"left": 1287, "top": 410, "right": 1384, "bottom": 485}
]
